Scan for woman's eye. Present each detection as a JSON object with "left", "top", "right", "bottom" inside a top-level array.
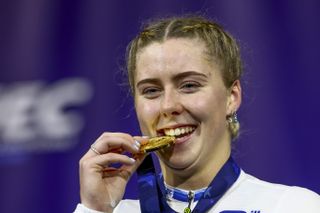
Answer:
[
  {"left": 142, "top": 87, "right": 161, "bottom": 98},
  {"left": 180, "top": 81, "right": 201, "bottom": 92}
]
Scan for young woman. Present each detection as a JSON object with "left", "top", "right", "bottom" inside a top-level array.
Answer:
[{"left": 74, "top": 16, "right": 320, "bottom": 213}]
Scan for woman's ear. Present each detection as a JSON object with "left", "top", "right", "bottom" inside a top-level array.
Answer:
[{"left": 226, "top": 80, "right": 242, "bottom": 114}]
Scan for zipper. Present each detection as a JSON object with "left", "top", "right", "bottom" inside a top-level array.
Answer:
[{"left": 183, "top": 191, "right": 194, "bottom": 213}]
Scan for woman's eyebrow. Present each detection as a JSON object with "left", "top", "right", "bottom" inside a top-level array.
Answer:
[
  {"left": 172, "top": 71, "right": 208, "bottom": 81},
  {"left": 136, "top": 78, "right": 160, "bottom": 88}
]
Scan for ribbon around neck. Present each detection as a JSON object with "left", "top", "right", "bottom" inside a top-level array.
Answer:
[{"left": 137, "top": 155, "right": 240, "bottom": 213}]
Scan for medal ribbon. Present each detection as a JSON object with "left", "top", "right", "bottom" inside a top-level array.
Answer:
[{"left": 137, "top": 155, "right": 240, "bottom": 213}]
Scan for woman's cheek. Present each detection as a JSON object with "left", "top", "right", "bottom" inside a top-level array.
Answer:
[
  {"left": 136, "top": 100, "right": 159, "bottom": 134},
  {"left": 184, "top": 96, "right": 211, "bottom": 119}
]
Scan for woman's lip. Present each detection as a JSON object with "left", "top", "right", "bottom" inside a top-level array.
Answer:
[{"left": 174, "top": 130, "right": 195, "bottom": 144}]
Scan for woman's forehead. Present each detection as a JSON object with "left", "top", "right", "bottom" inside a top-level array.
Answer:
[
  {"left": 135, "top": 38, "right": 215, "bottom": 78},
  {"left": 137, "top": 38, "right": 206, "bottom": 60}
]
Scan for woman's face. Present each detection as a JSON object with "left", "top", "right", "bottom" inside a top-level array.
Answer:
[{"left": 134, "top": 38, "right": 240, "bottom": 171}]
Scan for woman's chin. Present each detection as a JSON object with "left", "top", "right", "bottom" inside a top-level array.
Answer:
[
  {"left": 159, "top": 154, "right": 198, "bottom": 172},
  {"left": 157, "top": 138, "right": 201, "bottom": 171}
]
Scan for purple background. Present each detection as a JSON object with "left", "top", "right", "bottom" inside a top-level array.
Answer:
[{"left": 1, "top": 1, "right": 319, "bottom": 212}]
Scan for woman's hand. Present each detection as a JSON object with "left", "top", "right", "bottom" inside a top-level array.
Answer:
[{"left": 79, "top": 132, "right": 147, "bottom": 212}]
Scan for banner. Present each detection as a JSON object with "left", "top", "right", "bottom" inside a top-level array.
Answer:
[{"left": 1, "top": 1, "right": 319, "bottom": 212}]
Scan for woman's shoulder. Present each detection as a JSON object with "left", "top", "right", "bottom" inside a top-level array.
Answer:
[
  {"left": 230, "top": 170, "right": 320, "bottom": 212},
  {"left": 240, "top": 171, "right": 319, "bottom": 196}
]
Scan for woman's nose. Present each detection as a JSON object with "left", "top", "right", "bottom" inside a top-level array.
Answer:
[{"left": 160, "top": 90, "right": 183, "bottom": 117}]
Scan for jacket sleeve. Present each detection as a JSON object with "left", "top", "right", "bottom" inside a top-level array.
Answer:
[{"left": 276, "top": 187, "right": 320, "bottom": 213}]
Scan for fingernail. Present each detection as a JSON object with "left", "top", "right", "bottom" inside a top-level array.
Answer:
[
  {"left": 132, "top": 140, "right": 140, "bottom": 151},
  {"left": 129, "top": 157, "right": 136, "bottom": 163},
  {"left": 142, "top": 136, "right": 150, "bottom": 139},
  {"left": 134, "top": 140, "right": 141, "bottom": 148}
]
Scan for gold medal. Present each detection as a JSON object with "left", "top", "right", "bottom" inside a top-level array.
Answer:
[{"left": 140, "top": 136, "right": 175, "bottom": 153}]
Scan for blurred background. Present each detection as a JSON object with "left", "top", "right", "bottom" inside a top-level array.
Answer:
[{"left": 1, "top": 0, "right": 319, "bottom": 212}]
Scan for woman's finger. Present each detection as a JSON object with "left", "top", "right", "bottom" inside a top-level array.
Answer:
[
  {"left": 83, "top": 132, "right": 141, "bottom": 159},
  {"left": 85, "top": 152, "right": 137, "bottom": 170}
]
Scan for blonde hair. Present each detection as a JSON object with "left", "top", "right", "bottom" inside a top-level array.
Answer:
[{"left": 125, "top": 15, "right": 242, "bottom": 140}]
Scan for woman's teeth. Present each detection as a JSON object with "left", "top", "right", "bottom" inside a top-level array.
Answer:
[{"left": 164, "top": 126, "right": 195, "bottom": 137}]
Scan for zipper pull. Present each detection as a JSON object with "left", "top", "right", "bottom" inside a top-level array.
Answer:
[{"left": 184, "top": 191, "right": 194, "bottom": 213}]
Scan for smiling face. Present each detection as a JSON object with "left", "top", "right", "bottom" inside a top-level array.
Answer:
[{"left": 134, "top": 38, "right": 241, "bottom": 179}]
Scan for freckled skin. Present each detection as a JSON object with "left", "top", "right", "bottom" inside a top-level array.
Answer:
[{"left": 134, "top": 38, "right": 241, "bottom": 189}]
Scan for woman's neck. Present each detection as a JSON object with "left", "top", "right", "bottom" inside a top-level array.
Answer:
[{"left": 160, "top": 141, "right": 231, "bottom": 190}]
